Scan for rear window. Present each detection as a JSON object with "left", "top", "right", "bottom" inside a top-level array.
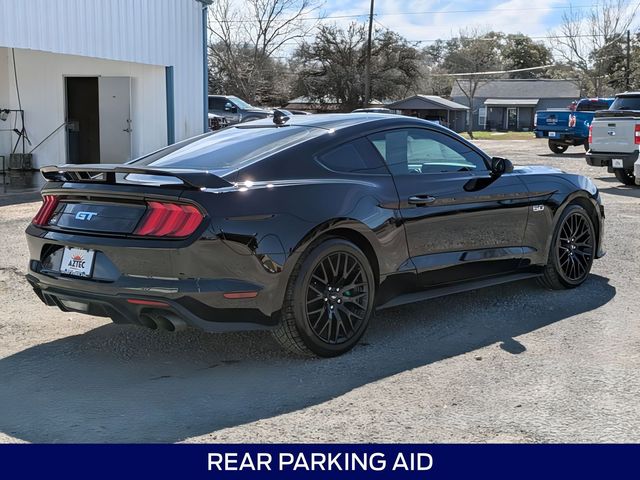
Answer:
[
  {"left": 576, "top": 100, "right": 611, "bottom": 112},
  {"left": 132, "top": 126, "right": 325, "bottom": 173},
  {"left": 317, "top": 138, "right": 388, "bottom": 174},
  {"left": 610, "top": 96, "right": 640, "bottom": 111}
]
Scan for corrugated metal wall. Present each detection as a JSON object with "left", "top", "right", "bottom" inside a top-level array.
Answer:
[{"left": 0, "top": 0, "right": 205, "bottom": 142}]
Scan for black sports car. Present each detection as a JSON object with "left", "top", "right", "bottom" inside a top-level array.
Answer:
[{"left": 26, "top": 113, "right": 605, "bottom": 357}]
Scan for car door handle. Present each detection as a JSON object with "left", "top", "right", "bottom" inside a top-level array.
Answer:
[{"left": 408, "top": 195, "right": 436, "bottom": 206}]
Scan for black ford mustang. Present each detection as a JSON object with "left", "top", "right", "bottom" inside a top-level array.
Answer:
[{"left": 25, "top": 113, "right": 605, "bottom": 357}]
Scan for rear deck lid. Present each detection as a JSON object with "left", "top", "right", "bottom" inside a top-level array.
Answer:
[
  {"left": 49, "top": 199, "right": 146, "bottom": 234},
  {"left": 591, "top": 118, "right": 637, "bottom": 153}
]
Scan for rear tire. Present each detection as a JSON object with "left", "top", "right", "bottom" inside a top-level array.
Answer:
[
  {"left": 538, "top": 204, "right": 595, "bottom": 290},
  {"left": 549, "top": 140, "right": 568, "bottom": 154},
  {"left": 583, "top": 141, "right": 589, "bottom": 152},
  {"left": 272, "top": 238, "right": 375, "bottom": 357},
  {"left": 614, "top": 168, "right": 636, "bottom": 186}
]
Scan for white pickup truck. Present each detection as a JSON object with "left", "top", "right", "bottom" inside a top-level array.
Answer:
[{"left": 586, "top": 92, "right": 640, "bottom": 186}]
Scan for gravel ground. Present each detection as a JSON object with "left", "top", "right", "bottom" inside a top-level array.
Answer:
[{"left": 0, "top": 138, "right": 638, "bottom": 443}]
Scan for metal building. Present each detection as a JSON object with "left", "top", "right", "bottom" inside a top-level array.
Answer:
[{"left": 0, "top": 0, "right": 208, "bottom": 170}]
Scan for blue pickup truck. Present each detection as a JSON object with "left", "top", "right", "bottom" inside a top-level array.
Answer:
[{"left": 535, "top": 98, "right": 614, "bottom": 154}]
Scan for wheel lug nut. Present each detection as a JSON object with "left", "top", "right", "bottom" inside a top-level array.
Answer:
[
  {"left": 330, "top": 305, "right": 334, "bottom": 310},
  {"left": 336, "top": 288, "right": 340, "bottom": 292},
  {"left": 337, "top": 299, "right": 341, "bottom": 303},
  {"left": 324, "top": 298, "right": 328, "bottom": 302}
]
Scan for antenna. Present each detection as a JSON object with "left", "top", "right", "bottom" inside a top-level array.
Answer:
[{"left": 273, "top": 109, "right": 292, "bottom": 126}]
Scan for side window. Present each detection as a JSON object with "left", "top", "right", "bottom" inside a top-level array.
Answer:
[
  {"left": 317, "top": 138, "right": 389, "bottom": 175},
  {"left": 368, "top": 128, "right": 488, "bottom": 175},
  {"left": 208, "top": 97, "right": 226, "bottom": 111}
]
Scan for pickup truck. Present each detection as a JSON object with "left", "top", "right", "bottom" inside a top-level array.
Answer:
[
  {"left": 535, "top": 98, "right": 613, "bottom": 154},
  {"left": 586, "top": 92, "right": 640, "bottom": 186},
  {"left": 208, "top": 95, "right": 272, "bottom": 125}
]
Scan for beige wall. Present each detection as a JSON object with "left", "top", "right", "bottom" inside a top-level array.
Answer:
[{"left": 2, "top": 48, "right": 168, "bottom": 168}]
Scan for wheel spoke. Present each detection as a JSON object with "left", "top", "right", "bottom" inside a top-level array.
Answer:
[{"left": 304, "top": 249, "right": 370, "bottom": 345}]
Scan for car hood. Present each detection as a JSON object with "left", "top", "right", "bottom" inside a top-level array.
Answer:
[
  {"left": 513, "top": 165, "right": 564, "bottom": 175},
  {"left": 244, "top": 108, "right": 273, "bottom": 115}
]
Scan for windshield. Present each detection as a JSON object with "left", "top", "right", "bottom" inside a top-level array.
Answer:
[
  {"left": 227, "top": 96, "right": 254, "bottom": 109},
  {"left": 610, "top": 96, "right": 640, "bottom": 111},
  {"left": 131, "top": 126, "right": 324, "bottom": 173}
]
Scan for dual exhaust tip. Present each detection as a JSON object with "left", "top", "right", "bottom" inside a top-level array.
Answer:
[{"left": 139, "top": 312, "right": 186, "bottom": 332}]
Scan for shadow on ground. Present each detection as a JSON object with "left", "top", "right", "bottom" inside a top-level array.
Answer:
[
  {"left": 597, "top": 186, "right": 640, "bottom": 199},
  {"left": 536, "top": 152, "right": 587, "bottom": 159},
  {"left": 0, "top": 275, "right": 615, "bottom": 442}
]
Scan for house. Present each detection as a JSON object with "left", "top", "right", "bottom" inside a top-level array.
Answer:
[
  {"left": 0, "top": 0, "right": 209, "bottom": 171},
  {"left": 386, "top": 95, "right": 469, "bottom": 132},
  {"left": 450, "top": 79, "right": 581, "bottom": 131}
]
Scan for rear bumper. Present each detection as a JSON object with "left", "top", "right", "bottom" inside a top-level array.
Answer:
[
  {"left": 24, "top": 226, "right": 288, "bottom": 332},
  {"left": 535, "top": 131, "right": 585, "bottom": 144},
  {"left": 586, "top": 150, "right": 638, "bottom": 170},
  {"left": 25, "top": 271, "right": 276, "bottom": 332}
]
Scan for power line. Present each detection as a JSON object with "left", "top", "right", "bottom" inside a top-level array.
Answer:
[{"left": 209, "top": 1, "right": 636, "bottom": 24}]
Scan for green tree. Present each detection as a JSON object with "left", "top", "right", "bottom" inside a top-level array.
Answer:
[
  {"left": 292, "top": 23, "right": 422, "bottom": 111},
  {"left": 501, "top": 35, "right": 553, "bottom": 78}
]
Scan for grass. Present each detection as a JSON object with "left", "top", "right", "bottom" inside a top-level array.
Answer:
[{"left": 460, "top": 131, "right": 536, "bottom": 141}]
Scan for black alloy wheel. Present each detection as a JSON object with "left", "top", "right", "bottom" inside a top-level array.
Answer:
[
  {"left": 273, "top": 238, "right": 375, "bottom": 357},
  {"left": 614, "top": 168, "right": 636, "bottom": 186},
  {"left": 549, "top": 141, "right": 568, "bottom": 154},
  {"left": 540, "top": 204, "right": 595, "bottom": 289},
  {"left": 305, "top": 251, "right": 370, "bottom": 345},
  {"left": 556, "top": 210, "right": 594, "bottom": 283}
]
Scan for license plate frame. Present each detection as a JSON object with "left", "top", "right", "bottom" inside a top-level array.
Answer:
[
  {"left": 60, "top": 247, "right": 95, "bottom": 278},
  {"left": 612, "top": 158, "right": 624, "bottom": 168}
]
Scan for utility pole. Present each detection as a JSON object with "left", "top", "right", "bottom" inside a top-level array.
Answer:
[
  {"left": 626, "top": 29, "right": 631, "bottom": 91},
  {"left": 363, "top": 0, "right": 375, "bottom": 107}
]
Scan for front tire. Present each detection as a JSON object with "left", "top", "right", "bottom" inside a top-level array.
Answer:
[
  {"left": 272, "top": 238, "right": 375, "bottom": 357},
  {"left": 549, "top": 140, "right": 568, "bottom": 154},
  {"left": 539, "top": 204, "right": 595, "bottom": 290},
  {"left": 614, "top": 168, "right": 636, "bottom": 186}
]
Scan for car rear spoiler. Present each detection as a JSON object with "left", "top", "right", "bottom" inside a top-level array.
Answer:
[{"left": 40, "top": 164, "right": 233, "bottom": 189}]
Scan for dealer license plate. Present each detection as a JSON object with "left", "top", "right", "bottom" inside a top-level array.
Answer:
[
  {"left": 548, "top": 132, "right": 557, "bottom": 138},
  {"left": 60, "top": 247, "right": 95, "bottom": 278},
  {"left": 612, "top": 158, "right": 624, "bottom": 168}
]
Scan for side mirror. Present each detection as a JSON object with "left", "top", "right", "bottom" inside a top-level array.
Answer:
[
  {"left": 490, "top": 157, "right": 514, "bottom": 177},
  {"left": 224, "top": 102, "right": 235, "bottom": 112}
]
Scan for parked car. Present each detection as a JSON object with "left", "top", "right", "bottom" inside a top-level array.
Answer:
[
  {"left": 208, "top": 95, "right": 272, "bottom": 124},
  {"left": 287, "top": 109, "right": 313, "bottom": 115},
  {"left": 28, "top": 114, "right": 604, "bottom": 357},
  {"left": 208, "top": 113, "right": 228, "bottom": 131},
  {"left": 586, "top": 92, "right": 640, "bottom": 185},
  {"left": 352, "top": 107, "right": 396, "bottom": 114},
  {"left": 535, "top": 98, "right": 613, "bottom": 153}
]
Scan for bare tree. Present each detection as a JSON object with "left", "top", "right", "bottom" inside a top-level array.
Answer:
[
  {"left": 208, "top": 0, "right": 319, "bottom": 105},
  {"left": 550, "top": 0, "right": 639, "bottom": 95},
  {"left": 442, "top": 29, "right": 502, "bottom": 137}
]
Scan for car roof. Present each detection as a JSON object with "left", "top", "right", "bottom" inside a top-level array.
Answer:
[{"left": 238, "top": 112, "right": 439, "bottom": 133}]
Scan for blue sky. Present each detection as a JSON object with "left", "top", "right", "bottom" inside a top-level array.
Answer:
[{"left": 315, "top": 0, "right": 581, "bottom": 44}]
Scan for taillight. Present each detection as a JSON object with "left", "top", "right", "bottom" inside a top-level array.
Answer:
[
  {"left": 634, "top": 124, "right": 640, "bottom": 145},
  {"left": 32, "top": 195, "right": 59, "bottom": 226},
  {"left": 134, "top": 201, "right": 204, "bottom": 237},
  {"left": 588, "top": 125, "right": 593, "bottom": 145}
]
